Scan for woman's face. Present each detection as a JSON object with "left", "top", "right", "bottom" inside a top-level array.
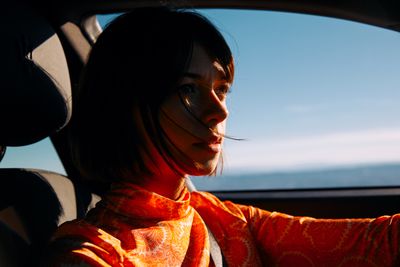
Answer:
[{"left": 160, "top": 43, "right": 231, "bottom": 176}]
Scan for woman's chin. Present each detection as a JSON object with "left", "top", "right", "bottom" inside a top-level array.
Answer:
[{"left": 187, "top": 161, "right": 218, "bottom": 176}]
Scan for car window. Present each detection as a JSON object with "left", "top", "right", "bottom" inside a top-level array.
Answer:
[
  {"left": 97, "top": 10, "right": 400, "bottom": 191},
  {"left": 1, "top": 137, "right": 66, "bottom": 174}
]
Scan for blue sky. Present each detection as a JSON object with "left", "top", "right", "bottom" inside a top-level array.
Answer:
[
  {"left": 194, "top": 10, "right": 400, "bottom": 173},
  {"left": 2, "top": 9, "right": 400, "bottom": 180},
  {"left": 196, "top": 10, "right": 400, "bottom": 135}
]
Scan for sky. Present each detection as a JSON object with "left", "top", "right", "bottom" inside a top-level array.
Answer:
[{"left": 2, "top": 9, "right": 400, "bottom": 185}]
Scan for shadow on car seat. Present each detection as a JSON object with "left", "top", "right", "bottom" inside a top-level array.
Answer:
[{"left": 0, "top": 4, "right": 99, "bottom": 267}]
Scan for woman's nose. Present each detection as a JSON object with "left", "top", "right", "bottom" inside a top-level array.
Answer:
[{"left": 203, "top": 94, "right": 229, "bottom": 127}]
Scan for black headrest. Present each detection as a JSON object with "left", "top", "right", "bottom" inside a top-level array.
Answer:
[{"left": 0, "top": 4, "right": 72, "bottom": 146}]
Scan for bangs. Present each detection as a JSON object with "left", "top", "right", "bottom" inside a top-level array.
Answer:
[{"left": 177, "top": 10, "right": 234, "bottom": 85}]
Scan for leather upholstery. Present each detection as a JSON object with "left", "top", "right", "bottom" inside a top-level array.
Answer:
[
  {"left": 0, "top": 3, "right": 98, "bottom": 266},
  {"left": 0, "top": 4, "right": 71, "bottom": 146},
  {"left": 0, "top": 169, "right": 99, "bottom": 266}
]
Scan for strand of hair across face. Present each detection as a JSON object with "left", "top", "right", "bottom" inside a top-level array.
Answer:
[
  {"left": 159, "top": 106, "right": 223, "bottom": 175},
  {"left": 159, "top": 107, "right": 206, "bottom": 142},
  {"left": 158, "top": 108, "right": 208, "bottom": 174},
  {"left": 177, "top": 92, "right": 245, "bottom": 141}
]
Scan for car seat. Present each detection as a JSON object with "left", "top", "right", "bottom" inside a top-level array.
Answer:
[{"left": 0, "top": 4, "right": 99, "bottom": 267}]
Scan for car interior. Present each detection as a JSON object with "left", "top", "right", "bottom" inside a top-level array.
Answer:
[{"left": 0, "top": 0, "right": 400, "bottom": 266}]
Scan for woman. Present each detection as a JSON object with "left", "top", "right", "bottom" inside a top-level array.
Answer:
[{"left": 45, "top": 7, "right": 400, "bottom": 266}]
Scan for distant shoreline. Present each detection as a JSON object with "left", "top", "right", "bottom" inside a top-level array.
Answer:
[{"left": 191, "top": 162, "right": 400, "bottom": 191}]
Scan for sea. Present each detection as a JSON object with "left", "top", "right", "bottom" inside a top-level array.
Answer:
[{"left": 190, "top": 163, "right": 400, "bottom": 191}]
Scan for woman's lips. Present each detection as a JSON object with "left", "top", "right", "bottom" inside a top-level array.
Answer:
[{"left": 193, "top": 139, "right": 222, "bottom": 153}]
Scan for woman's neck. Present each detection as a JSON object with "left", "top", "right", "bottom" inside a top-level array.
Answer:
[
  {"left": 125, "top": 171, "right": 187, "bottom": 200},
  {"left": 144, "top": 175, "right": 186, "bottom": 200}
]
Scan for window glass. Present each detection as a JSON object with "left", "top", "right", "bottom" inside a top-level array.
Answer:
[
  {"left": 97, "top": 10, "right": 400, "bottom": 191},
  {"left": 1, "top": 138, "right": 66, "bottom": 174}
]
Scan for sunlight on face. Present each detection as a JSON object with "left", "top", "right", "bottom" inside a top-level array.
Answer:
[{"left": 160, "top": 43, "right": 231, "bottom": 176}]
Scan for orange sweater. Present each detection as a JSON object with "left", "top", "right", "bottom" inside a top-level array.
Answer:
[{"left": 46, "top": 182, "right": 400, "bottom": 266}]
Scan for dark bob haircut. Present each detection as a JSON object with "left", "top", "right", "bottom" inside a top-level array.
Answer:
[{"left": 69, "top": 7, "right": 234, "bottom": 188}]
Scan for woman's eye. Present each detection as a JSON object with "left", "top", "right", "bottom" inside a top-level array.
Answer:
[
  {"left": 215, "top": 86, "right": 230, "bottom": 99},
  {"left": 178, "top": 84, "right": 197, "bottom": 95}
]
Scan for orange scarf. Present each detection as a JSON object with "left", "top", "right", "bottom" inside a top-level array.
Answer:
[{"left": 47, "top": 182, "right": 400, "bottom": 266}]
